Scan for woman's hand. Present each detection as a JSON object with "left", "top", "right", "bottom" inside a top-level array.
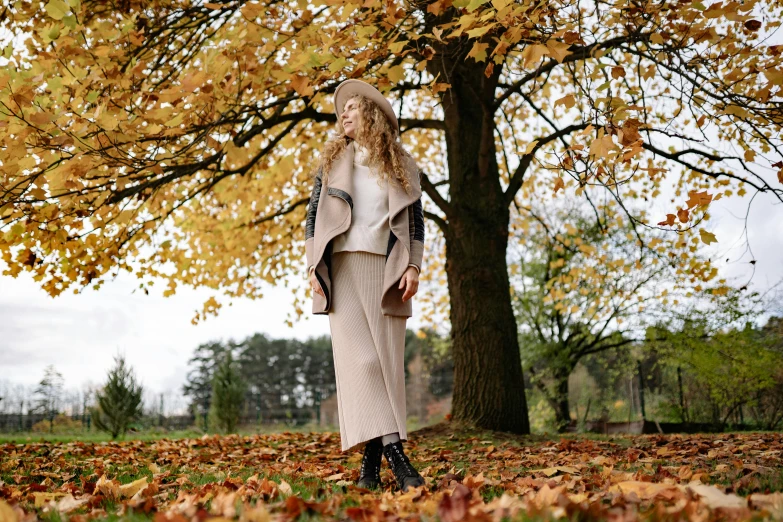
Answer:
[
  {"left": 399, "top": 266, "right": 419, "bottom": 302},
  {"left": 309, "top": 268, "right": 324, "bottom": 296}
]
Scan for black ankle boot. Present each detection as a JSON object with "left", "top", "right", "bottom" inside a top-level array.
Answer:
[
  {"left": 355, "top": 437, "right": 383, "bottom": 489},
  {"left": 382, "top": 440, "right": 425, "bottom": 492}
]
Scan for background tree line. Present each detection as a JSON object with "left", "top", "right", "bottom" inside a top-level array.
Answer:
[
  {"left": 3, "top": 308, "right": 781, "bottom": 436},
  {"left": 180, "top": 329, "right": 455, "bottom": 432}
]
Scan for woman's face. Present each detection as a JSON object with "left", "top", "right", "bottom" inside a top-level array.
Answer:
[{"left": 341, "top": 97, "right": 361, "bottom": 140}]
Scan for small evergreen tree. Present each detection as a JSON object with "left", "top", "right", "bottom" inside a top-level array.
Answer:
[
  {"left": 92, "top": 355, "right": 143, "bottom": 439},
  {"left": 33, "top": 365, "right": 65, "bottom": 430},
  {"left": 209, "top": 351, "right": 246, "bottom": 433}
]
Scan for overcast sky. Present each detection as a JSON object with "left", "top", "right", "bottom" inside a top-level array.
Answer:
[{"left": 0, "top": 264, "right": 335, "bottom": 413}]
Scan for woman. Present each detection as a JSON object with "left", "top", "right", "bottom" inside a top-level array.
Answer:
[{"left": 304, "top": 79, "right": 426, "bottom": 493}]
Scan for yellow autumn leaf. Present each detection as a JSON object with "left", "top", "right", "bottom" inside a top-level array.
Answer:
[
  {"left": 699, "top": 229, "right": 718, "bottom": 245},
  {"left": 119, "top": 477, "right": 149, "bottom": 498},
  {"left": 467, "top": 41, "right": 489, "bottom": 62},
  {"left": 522, "top": 44, "right": 548, "bottom": 68},
  {"left": 164, "top": 112, "right": 186, "bottom": 128},
  {"left": 33, "top": 492, "right": 66, "bottom": 508},
  {"left": 589, "top": 132, "right": 619, "bottom": 159},
  {"left": 523, "top": 140, "right": 539, "bottom": 155},
  {"left": 0, "top": 500, "right": 17, "bottom": 522},
  {"left": 97, "top": 112, "right": 120, "bottom": 131},
  {"left": 467, "top": 23, "right": 496, "bottom": 39},
  {"left": 546, "top": 40, "right": 571, "bottom": 63},
  {"left": 44, "top": 0, "right": 69, "bottom": 20},
  {"left": 388, "top": 40, "right": 408, "bottom": 54},
  {"left": 387, "top": 65, "right": 406, "bottom": 83}
]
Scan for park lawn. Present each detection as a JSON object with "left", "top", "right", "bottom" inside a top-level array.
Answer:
[{"left": 1, "top": 421, "right": 783, "bottom": 522}]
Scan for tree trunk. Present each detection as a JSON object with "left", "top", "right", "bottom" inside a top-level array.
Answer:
[
  {"left": 426, "top": 37, "right": 530, "bottom": 435},
  {"left": 555, "top": 376, "right": 571, "bottom": 433}
]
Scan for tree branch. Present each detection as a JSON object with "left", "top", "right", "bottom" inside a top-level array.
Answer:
[{"left": 504, "top": 123, "right": 590, "bottom": 204}]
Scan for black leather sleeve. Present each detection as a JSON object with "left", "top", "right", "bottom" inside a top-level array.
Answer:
[
  {"left": 305, "top": 168, "right": 322, "bottom": 240},
  {"left": 411, "top": 197, "right": 424, "bottom": 243}
]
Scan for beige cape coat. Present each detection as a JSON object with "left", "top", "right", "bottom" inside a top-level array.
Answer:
[{"left": 304, "top": 143, "right": 424, "bottom": 317}]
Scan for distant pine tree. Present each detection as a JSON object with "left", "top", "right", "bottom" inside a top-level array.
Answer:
[
  {"left": 33, "top": 365, "right": 65, "bottom": 429},
  {"left": 92, "top": 355, "right": 143, "bottom": 439},
  {"left": 209, "top": 351, "right": 246, "bottom": 433}
]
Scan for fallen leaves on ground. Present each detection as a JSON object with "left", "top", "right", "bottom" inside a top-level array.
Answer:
[{"left": 1, "top": 423, "right": 783, "bottom": 521}]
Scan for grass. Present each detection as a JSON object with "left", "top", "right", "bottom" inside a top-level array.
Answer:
[{"left": 0, "top": 421, "right": 343, "bottom": 444}]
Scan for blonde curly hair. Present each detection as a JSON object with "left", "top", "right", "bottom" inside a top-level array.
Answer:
[{"left": 314, "top": 93, "right": 415, "bottom": 195}]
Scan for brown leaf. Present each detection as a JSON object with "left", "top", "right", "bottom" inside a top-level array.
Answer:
[
  {"left": 611, "top": 66, "right": 626, "bottom": 79},
  {"left": 437, "top": 483, "right": 472, "bottom": 522},
  {"left": 678, "top": 465, "right": 693, "bottom": 481},
  {"left": 744, "top": 20, "right": 761, "bottom": 31},
  {"left": 290, "top": 76, "right": 313, "bottom": 97},
  {"left": 95, "top": 475, "right": 120, "bottom": 500},
  {"left": 620, "top": 119, "right": 642, "bottom": 146},
  {"left": 536, "top": 466, "right": 580, "bottom": 477}
]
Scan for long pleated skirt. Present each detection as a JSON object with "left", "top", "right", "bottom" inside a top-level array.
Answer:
[{"left": 328, "top": 250, "right": 408, "bottom": 453}]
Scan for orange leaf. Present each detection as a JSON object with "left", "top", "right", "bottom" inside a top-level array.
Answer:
[
  {"left": 611, "top": 66, "right": 626, "bottom": 79},
  {"left": 686, "top": 190, "right": 712, "bottom": 209},
  {"left": 555, "top": 94, "right": 575, "bottom": 109},
  {"left": 290, "top": 76, "right": 314, "bottom": 97}
]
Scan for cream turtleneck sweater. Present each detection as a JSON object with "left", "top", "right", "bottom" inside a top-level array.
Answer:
[
  {"left": 308, "top": 141, "right": 420, "bottom": 276},
  {"left": 332, "top": 141, "right": 390, "bottom": 256}
]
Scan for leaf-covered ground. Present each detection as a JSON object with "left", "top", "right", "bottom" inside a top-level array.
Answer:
[{"left": 2, "top": 422, "right": 783, "bottom": 521}]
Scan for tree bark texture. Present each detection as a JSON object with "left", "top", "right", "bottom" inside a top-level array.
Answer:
[{"left": 425, "top": 36, "right": 530, "bottom": 435}]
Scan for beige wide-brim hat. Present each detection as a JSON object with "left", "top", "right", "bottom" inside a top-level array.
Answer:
[{"left": 334, "top": 79, "right": 399, "bottom": 135}]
